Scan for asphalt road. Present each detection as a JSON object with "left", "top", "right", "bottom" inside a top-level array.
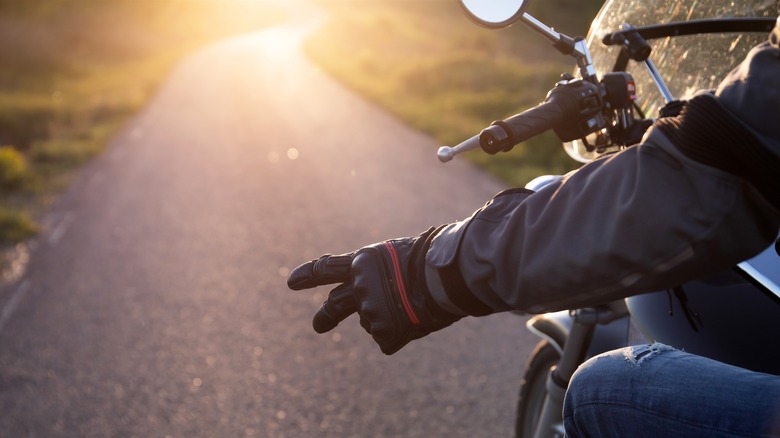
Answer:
[{"left": 0, "top": 7, "right": 539, "bottom": 437}]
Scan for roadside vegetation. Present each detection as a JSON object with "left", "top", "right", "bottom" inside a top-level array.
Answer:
[
  {"left": 1, "top": 0, "right": 604, "bottom": 246},
  {"left": 306, "top": 0, "right": 603, "bottom": 186},
  {"left": 0, "top": 0, "right": 284, "bottom": 245}
]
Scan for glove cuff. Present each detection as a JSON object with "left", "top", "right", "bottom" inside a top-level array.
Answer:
[{"left": 655, "top": 94, "right": 779, "bottom": 209}]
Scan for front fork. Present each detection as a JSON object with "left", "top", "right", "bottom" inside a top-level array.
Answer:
[{"left": 529, "top": 302, "right": 630, "bottom": 438}]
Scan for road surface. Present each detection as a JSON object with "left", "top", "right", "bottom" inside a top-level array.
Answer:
[{"left": 0, "top": 6, "right": 539, "bottom": 437}]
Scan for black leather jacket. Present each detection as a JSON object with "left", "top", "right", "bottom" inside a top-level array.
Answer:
[{"left": 424, "top": 23, "right": 780, "bottom": 315}]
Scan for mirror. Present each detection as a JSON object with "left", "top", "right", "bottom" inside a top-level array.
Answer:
[{"left": 458, "top": 0, "right": 528, "bottom": 29}]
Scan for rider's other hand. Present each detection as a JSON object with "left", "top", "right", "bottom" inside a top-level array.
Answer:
[{"left": 287, "top": 227, "right": 462, "bottom": 355}]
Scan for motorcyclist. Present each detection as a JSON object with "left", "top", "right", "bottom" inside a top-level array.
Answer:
[{"left": 288, "top": 18, "right": 780, "bottom": 437}]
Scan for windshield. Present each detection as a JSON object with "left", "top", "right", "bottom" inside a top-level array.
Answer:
[
  {"left": 587, "top": 0, "right": 779, "bottom": 117},
  {"left": 565, "top": 0, "right": 777, "bottom": 162}
]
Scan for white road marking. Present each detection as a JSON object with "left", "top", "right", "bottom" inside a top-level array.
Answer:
[{"left": 48, "top": 211, "right": 75, "bottom": 246}]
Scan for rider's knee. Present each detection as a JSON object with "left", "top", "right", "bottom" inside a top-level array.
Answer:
[
  {"left": 563, "top": 343, "right": 677, "bottom": 434},
  {"left": 567, "top": 343, "right": 676, "bottom": 394}
]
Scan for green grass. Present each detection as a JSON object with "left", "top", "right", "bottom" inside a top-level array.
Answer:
[
  {"left": 0, "top": 207, "right": 38, "bottom": 245},
  {"left": 0, "top": 0, "right": 285, "bottom": 245},
  {"left": 305, "top": 0, "right": 603, "bottom": 186}
]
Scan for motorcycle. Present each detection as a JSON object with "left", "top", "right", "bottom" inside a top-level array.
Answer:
[{"left": 438, "top": 0, "right": 780, "bottom": 437}]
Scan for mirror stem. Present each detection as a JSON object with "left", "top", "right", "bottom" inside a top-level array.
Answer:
[
  {"left": 520, "top": 13, "right": 564, "bottom": 45},
  {"left": 520, "top": 13, "right": 598, "bottom": 82},
  {"left": 574, "top": 39, "right": 598, "bottom": 82}
]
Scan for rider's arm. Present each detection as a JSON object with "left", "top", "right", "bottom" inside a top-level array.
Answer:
[
  {"left": 426, "top": 124, "right": 779, "bottom": 315},
  {"left": 288, "top": 25, "right": 780, "bottom": 354},
  {"left": 426, "top": 34, "right": 780, "bottom": 315}
]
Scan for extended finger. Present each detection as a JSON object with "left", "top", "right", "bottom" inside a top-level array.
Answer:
[
  {"left": 313, "top": 283, "right": 358, "bottom": 333},
  {"left": 287, "top": 253, "right": 353, "bottom": 290}
]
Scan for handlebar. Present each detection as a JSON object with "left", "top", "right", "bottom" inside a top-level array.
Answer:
[
  {"left": 438, "top": 77, "right": 605, "bottom": 162},
  {"left": 481, "top": 78, "right": 604, "bottom": 155},
  {"left": 480, "top": 100, "right": 565, "bottom": 154}
]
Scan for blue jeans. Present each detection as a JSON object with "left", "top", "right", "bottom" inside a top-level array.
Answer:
[{"left": 563, "top": 343, "right": 780, "bottom": 437}]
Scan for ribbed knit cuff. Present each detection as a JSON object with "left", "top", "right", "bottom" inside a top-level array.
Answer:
[{"left": 655, "top": 94, "right": 779, "bottom": 209}]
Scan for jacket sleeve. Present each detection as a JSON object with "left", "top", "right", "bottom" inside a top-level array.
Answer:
[
  {"left": 424, "top": 29, "right": 780, "bottom": 315},
  {"left": 425, "top": 126, "right": 780, "bottom": 314}
]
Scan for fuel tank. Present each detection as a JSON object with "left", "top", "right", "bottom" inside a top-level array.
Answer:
[{"left": 626, "top": 240, "right": 780, "bottom": 375}]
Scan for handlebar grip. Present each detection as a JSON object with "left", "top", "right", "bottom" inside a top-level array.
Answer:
[{"left": 479, "top": 100, "right": 565, "bottom": 154}]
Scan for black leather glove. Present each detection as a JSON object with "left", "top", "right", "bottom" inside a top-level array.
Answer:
[{"left": 287, "top": 227, "right": 462, "bottom": 355}]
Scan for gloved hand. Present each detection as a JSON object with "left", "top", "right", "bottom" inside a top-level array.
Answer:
[{"left": 287, "top": 227, "right": 462, "bottom": 355}]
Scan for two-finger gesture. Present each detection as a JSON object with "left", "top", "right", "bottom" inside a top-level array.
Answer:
[{"left": 287, "top": 228, "right": 460, "bottom": 355}]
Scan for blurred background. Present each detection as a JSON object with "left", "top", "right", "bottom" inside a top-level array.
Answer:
[
  {"left": 0, "top": 0, "right": 287, "bottom": 245},
  {"left": 0, "top": 0, "right": 601, "bottom": 247}
]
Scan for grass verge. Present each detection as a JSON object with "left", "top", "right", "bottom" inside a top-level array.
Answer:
[
  {"left": 0, "top": 0, "right": 285, "bottom": 245},
  {"left": 305, "top": 0, "right": 603, "bottom": 186}
]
